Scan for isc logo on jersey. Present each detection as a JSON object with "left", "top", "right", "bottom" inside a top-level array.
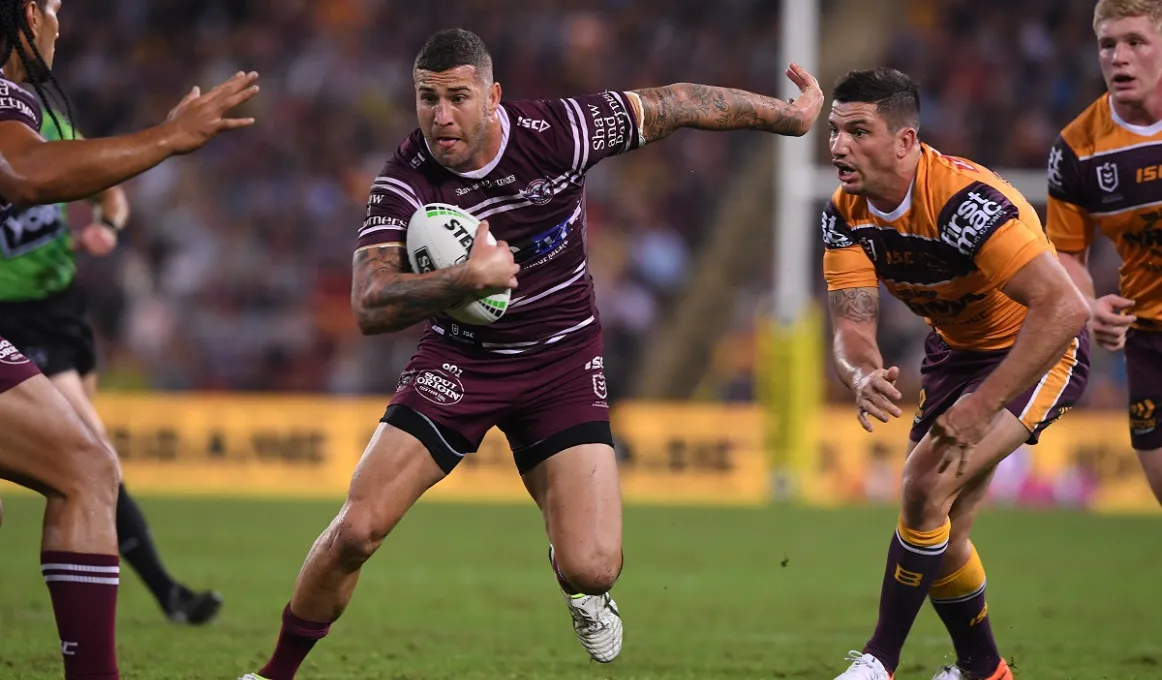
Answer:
[{"left": 405, "top": 203, "right": 512, "bottom": 326}]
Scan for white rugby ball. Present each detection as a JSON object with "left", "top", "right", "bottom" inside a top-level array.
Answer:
[{"left": 405, "top": 202, "right": 511, "bottom": 326}]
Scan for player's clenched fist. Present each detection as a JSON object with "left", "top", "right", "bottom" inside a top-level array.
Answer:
[
  {"left": 852, "top": 365, "right": 903, "bottom": 432},
  {"left": 1088, "top": 294, "right": 1136, "bottom": 351},
  {"left": 164, "top": 71, "right": 261, "bottom": 154},
  {"left": 466, "top": 221, "right": 520, "bottom": 292}
]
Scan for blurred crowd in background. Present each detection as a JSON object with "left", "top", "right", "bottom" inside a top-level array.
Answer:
[{"left": 56, "top": 0, "right": 1126, "bottom": 408}]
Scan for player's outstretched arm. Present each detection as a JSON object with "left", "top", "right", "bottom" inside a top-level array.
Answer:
[
  {"left": 829, "top": 286, "right": 902, "bottom": 432},
  {"left": 0, "top": 72, "right": 259, "bottom": 207},
  {"left": 630, "top": 63, "right": 823, "bottom": 144},
  {"left": 972, "top": 252, "right": 1089, "bottom": 414},
  {"left": 352, "top": 222, "right": 519, "bottom": 335}
]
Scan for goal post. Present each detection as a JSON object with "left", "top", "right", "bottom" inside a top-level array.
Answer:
[{"left": 758, "top": 0, "right": 824, "bottom": 501}]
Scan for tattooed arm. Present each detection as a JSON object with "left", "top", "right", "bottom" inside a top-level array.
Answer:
[
  {"left": 351, "top": 245, "right": 477, "bottom": 335},
  {"left": 828, "top": 287, "right": 882, "bottom": 390},
  {"left": 829, "top": 286, "right": 902, "bottom": 431},
  {"left": 628, "top": 63, "right": 823, "bottom": 144}
]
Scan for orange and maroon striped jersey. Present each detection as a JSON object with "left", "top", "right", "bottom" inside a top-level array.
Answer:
[
  {"left": 823, "top": 144, "right": 1053, "bottom": 351},
  {"left": 1046, "top": 93, "right": 1162, "bottom": 329}
]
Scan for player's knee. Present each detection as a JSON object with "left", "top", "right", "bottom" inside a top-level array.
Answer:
[
  {"left": 59, "top": 431, "right": 119, "bottom": 510},
  {"left": 900, "top": 473, "right": 947, "bottom": 527},
  {"left": 556, "top": 542, "right": 622, "bottom": 595},
  {"left": 332, "top": 508, "right": 393, "bottom": 570}
]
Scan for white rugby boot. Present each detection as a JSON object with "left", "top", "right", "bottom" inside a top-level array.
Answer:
[
  {"left": 238, "top": 674, "right": 269, "bottom": 680},
  {"left": 834, "top": 651, "right": 893, "bottom": 680},
  {"left": 549, "top": 545, "right": 623, "bottom": 663}
]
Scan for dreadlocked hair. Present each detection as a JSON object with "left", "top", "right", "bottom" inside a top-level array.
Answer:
[{"left": 0, "top": 0, "right": 72, "bottom": 140}]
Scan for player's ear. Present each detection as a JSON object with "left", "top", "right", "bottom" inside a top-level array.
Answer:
[
  {"left": 488, "top": 81, "right": 502, "bottom": 119},
  {"left": 24, "top": 1, "right": 40, "bottom": 38},
  {"left": 896, "top": 126, "right": 918, "bottom": 159}
]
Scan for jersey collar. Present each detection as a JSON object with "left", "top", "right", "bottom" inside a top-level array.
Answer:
[{"left": 1108, "top": 95, "right": 1162, "bottom": 137}]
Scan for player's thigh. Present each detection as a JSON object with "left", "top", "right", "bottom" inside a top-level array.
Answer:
[
  {"left": 0, "top": 372, "right": 117, "bottom": 498},
  {"left": 341, "top": 422, "right": 447, "bottom": 536},
  {"left": 50, "top": 369, "right": 111, "bottom": 443},
  {"left": 81, "top": 371, "right": 99, "bottom": 400},
  {"left": 522, "top": 442, "right": 621, "bottom": 541},
  {"left": 904, "top": 404, "right": 1029, "bottom": 514},
  {"left": 908, "top": 433, "right": 995, "bottom": 531}
]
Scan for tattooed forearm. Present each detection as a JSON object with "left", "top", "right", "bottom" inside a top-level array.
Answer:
[
  {"left": 828, "top": 288, "right": 879, "bottom": 324},
  {"left": 351, "top": 245, "right": 477, "bottom": 334},
  {"left": 630, "top": 83, "right": 805, "bottom": 144},
  {"left": 828, "top": 287, "right": 883, "bottom": 391}
]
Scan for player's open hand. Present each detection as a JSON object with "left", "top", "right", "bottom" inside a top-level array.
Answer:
[
  {"left": 852, "top": 365, "right": 903, "bottom": 432},
  {"left": 932, "top": 394, "right": 993, "bottom": 477},
  {"left": 163, "top": 71, "right": 260, "bottom": 155},
  {"left": 782, "top": 63, "right": 824, "bottom": 136},
  {"left": 1089, "top": 294, "right": 1136, "bottom": 351},
  {"left": 467, "top": 221, "right": 519, "bottom": 292}
]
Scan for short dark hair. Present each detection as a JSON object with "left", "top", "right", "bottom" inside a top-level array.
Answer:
[
  {"left": 414, "top": 28, "right": 493, "bottom": 83},
  {"left": 832, "top": 68, "right": 920, "bottom": 132}
]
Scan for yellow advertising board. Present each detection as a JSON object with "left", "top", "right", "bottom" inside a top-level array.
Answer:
[
  {"left": 3, "top": 394, "right": 1152, "bottom": 513},
  {"left": 0, "top": 395, "right": 769, "bottom": 506}
]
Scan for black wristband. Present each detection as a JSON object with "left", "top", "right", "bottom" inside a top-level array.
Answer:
[{"left": 99, "top": 216, "right": 122, "bottom": 232}]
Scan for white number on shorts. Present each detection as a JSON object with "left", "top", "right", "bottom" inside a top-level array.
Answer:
[{"left": 442, "top": 363, "right": 463, "bottom": 377}]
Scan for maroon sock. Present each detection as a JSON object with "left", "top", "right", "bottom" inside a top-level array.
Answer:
[
  {"left": 929, "top": 544, "right": 1001, "bottom": 678},
  {"left": 258, "top": 604, "right": 331, "bottom": 680},
  {"left": 864, "top": 518, "right": 951, "bottom": 674},
  {"left": 41, "top": 551, "right": 120, "bottom": 680}
]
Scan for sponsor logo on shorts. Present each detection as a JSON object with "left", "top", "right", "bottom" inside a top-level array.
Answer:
[
  {"left": 913, "top": 388, "right": 927, "bottom": 425},
  {"left": 413, "top": 369, "right": 465, "bottom": 406},
  {"left": 1131, "top": 398, "right": 1157, "bottom": 435},
  {"left": 0, "top": 339, "right": 29, "bottom": 365}
]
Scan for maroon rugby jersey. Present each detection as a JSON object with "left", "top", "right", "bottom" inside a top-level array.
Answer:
[
  {"left": 0, "top": 75, "right": 42, "bottom": 216},
  {"left": 357, "top": 91, "right": 641, "bottom": 354}
]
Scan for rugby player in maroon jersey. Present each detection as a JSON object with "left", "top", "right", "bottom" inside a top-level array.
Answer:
[{"left": 246, "top": 28, "right": 822, "bottom": 679}]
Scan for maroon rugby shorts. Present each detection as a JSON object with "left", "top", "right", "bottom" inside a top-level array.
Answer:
[
  {"left": 383, "top": 331, "right": 613, "bottom": 474},
  {"left": 910, "top": 329, "right": 1089, "bottom": 444}
]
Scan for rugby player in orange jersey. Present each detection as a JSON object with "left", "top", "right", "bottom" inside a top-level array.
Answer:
[
  {"left": 821, "top": 68, "right": 1090, "bottom": 680},
  {"left": 1047, "top": 0, "right": 1162, "bottom": 506}
]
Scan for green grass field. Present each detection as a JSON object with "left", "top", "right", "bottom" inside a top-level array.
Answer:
[{"left": 0, "top": 496, "right": 1158, "bottom": 679}]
